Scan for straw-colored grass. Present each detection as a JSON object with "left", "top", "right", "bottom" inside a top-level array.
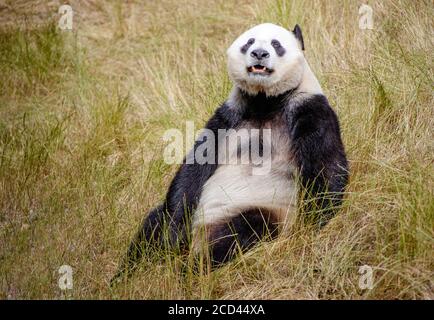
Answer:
[{"left": 0, "top": 0, "right": 433, "bottom": 299}]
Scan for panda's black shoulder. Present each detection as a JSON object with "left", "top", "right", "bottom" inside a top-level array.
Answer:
[
  {"left": 164, "top": 102, "right": 241, "bottom": 209},
  {"left": 204, "top": 102, "right": 241, "bottom": 131},
  {"left": 287, "top": 94, "right": 342, "bottom": 139}
]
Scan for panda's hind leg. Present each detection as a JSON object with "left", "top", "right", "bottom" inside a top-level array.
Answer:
[{"left": 206, "top": 208, "right": 279, "bottom": 268}]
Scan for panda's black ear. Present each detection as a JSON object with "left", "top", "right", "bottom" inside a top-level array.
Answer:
[{"left": 292, "top": 24, "right": 305, "bottom": 51}]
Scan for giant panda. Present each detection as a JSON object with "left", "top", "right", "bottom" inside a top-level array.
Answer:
[{"left": 114, "top": 23, "right": 348, "bottom": 279}]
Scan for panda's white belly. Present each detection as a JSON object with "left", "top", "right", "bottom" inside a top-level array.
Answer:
[{"left": 192, "top": 119, "right": 298, "bottom": 230}]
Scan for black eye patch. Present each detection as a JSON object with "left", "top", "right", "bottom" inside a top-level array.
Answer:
[
  {"left": 271, "top": 39, "right": 286, "bottom": 57},
  {"left": 240, "top": 38, "right": 255, "bottom": 54}
]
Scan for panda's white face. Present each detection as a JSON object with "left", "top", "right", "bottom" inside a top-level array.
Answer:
[{"left": 227, "top": 23, "right": 305, "bottom": 96}]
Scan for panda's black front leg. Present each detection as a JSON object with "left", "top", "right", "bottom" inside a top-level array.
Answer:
[
  {"left": 111, "top": 160, "right": 218, "bottom": 284},
  {"left": 112, "top": 104, "right": 241, "bottom": 283},
  {"left": 288, "top": 95, "right": 348, "bottom": 227}
]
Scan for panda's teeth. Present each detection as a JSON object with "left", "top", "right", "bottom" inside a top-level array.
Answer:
[
  {"left": 250, "top": 65, "right": 266, "bottom": 72},
  {"left": 247, "top": 65, "right": 272, "bottom": 74}
]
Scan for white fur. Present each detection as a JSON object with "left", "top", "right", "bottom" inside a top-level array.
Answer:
[
  {"left": 226, "top": 23, "right": 322, "bottom": 96},
  {"left": 193, "top": 119, "right": 298, "bottom": 235}
]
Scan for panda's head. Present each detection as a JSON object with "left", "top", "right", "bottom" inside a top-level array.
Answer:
[{"left": 227, "top": 23, "right": 306, "bottom": 97}]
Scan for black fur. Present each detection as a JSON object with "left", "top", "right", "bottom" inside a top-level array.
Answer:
[
  {"left": 240, "top": 90, "right": 290, "bottom": 120},
  {"left": 271, "top": 39, "right": 286, "bottom": 57},
  {"left": 113, "top": 89, "right": 348, "bottom": 282},
  {"left": 208, "top": 208, "right": 278, "bottom": 267},
  {"left": 287, "top": 94, "right": 348, "bottom": 226},
  {"left": 293, "top": 24, "right": 305, "bottom": 51},
  {"left": 240, "top": 38, "right": 255, "bottom": 54}
]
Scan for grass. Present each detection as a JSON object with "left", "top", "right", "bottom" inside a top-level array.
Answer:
[{"left": 0, "top": 0, "right": 433, "bottom": 299}]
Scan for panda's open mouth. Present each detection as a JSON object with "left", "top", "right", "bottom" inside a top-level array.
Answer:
[{"left": 247, "top": 65, "right": 273, "bottom": 75}]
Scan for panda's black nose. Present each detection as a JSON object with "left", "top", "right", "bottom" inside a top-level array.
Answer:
[{"left": 250, "top": 48, "right": 270, "bottom": 60}]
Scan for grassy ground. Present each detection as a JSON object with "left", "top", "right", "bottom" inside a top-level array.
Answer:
[{"left": 0, "top": 0, "right": 433, "bottom": 299}]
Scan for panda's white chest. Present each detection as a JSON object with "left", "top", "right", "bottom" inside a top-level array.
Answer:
[{"left": 193, "top": 118, "right": 298, "bottom": 229}]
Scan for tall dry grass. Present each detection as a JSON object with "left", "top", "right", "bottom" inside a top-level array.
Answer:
[{"left": 0, "top": 0, "right": 433, "bottom": 299}]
